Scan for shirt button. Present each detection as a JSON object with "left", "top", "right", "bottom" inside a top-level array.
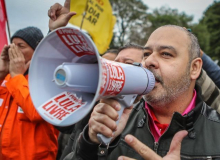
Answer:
[
  {"left": 0, "top": 124, "right": 2, "bottom": 127},
  {"left": 5, "top": 106, "right": 8, "bottom": 109}
]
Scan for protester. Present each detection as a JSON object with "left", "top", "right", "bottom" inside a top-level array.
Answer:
[
  {"left": 0, "top": 27, "right": 59, "bottom": 160},
  {"left": 70, "top": 25, "right": 220, "bottom": 160},
  {"left": 196, "top": 69, "right": 220, "bottom": 112},
  {"left": 102, "top": 49, "right": 118, "bottom": 61},
  {"left": 202, "top": 51, "right": 220, "bottom": 88},
  {"left": 115, "top": 43, "right": 143, "bottom": 64},
  {"left": 48, "top": 1, "right": 219, "bottom": 159}
]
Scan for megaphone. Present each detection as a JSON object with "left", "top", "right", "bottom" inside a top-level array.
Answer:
[{"left": 29, "top": 26, "right": 155, "bottom": 145}]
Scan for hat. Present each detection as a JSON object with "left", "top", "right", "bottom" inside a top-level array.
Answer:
[{"left": 11, "top": 26, "right": 44, "bottom": 50}]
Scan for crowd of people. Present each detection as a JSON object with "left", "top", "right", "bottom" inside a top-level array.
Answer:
[{"left": 1, "top": 0, "right": 220, "bottom": 160}]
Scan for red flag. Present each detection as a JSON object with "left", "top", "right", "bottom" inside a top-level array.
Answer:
[{"left": 0, "top": 0, "right": 10, "bottom": 52}]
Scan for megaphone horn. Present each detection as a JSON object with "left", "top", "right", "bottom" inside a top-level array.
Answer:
[{"left": 29, "top": 26, "right": 155, "bottom": 145}]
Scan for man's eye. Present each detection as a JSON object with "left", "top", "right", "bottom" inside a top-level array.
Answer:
[
  {"left": 125, "top": 61, "right": 133, "bottom": 65},
  {"left": 162, "top": 52, "right": 172, "bottom": 57},
  {"left": 144, "top": 52, "right": 150, "bottom": 57},
  {"left": 18, "top": 45, "right": 25, "bottom": 49}
]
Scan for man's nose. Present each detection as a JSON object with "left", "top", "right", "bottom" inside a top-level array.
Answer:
[{"left": 143, "top": 53, "right": 159, "bottom": 69}]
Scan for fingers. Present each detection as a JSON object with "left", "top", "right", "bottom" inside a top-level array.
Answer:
[
  {"left": 8, "top": 44, "right": 27, "bottom": 77},
  {"left": 64, "top": 0, "right": 71, "bottom": 11},
  {"left": 1, "top": 45, "right": 10, "bottom": 54},
  {"left": 95, "top": 99, "right": 121, "bottom": 119},
  {"left": 8, "top": 44, "right": 16, "bottom": 60},
  {"left": 14, "top": 44, "right": 24, "bottom": 58},
  {"left": 8, "top": 44, "right": 24, "bottom": 60},
  {"left": 118, "top": 156, "right": 136, "bottom": 160},
  {"left": 25, "top": 61, "right": 31, "bottom": 70},
  {"left": 118, "top": 131, "right": 187, "bottom": 160},
  {"left": 88, "top": 99, "right": 121, "bottom": 143},
  {"left": 167, "top": 130, "right": 188, "bottom": 155},
  {"left": 48, "top": 3, "right": 62, "bottom": 21},
  {"left": 100, "top": 98, "right": 121, "bottom": 111},
  {"left": 1, "top": 45, "right": 10, "bottom": 60},
  {"left": 65, "top": 12, "right": 76, "bottom": 22},
  {"left": 123, "top": 135, "right": 162, "bottom": 160},
  {"left": 89, "top": 119, "right": 114, "bottom": 143}
]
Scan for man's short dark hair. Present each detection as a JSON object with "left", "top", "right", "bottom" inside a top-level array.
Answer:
[
  {"left": 118, "top": 43, "right": 144, "bottom": 53},
  {"left": 118, "top": 43, "right": 144, "bottom": 58},
  {"left": 102, "top": 48, "right": 118, "bottom": 57}
]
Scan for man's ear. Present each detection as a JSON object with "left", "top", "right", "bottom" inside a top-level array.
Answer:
[{"left": 190, "top": 58, "right": 203, "bottom": 80}]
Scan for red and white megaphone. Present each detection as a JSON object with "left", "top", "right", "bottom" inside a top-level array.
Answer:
[{"left": 29, "top": 26, "right": 155, "bottom": 145}]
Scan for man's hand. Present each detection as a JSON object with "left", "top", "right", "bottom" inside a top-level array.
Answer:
[
  {"left": 8, "top": 44, "right": 30, "bottom": 78},
  {"left": 88, "top": 99, "right": 132, "bottom": 144},
  {"left": 48, "top": 0, "right": 76, "bottom": 31},
  {"left": 0, "top": 45, "right": 10, "bottom": 80},
  {"left": 118, "top": 130, "right": 188, "bottom": 160}
]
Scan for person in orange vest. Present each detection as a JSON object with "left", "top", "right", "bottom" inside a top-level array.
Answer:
[{"left": 0, "top": 26, "right": 59, "bottom": 160}]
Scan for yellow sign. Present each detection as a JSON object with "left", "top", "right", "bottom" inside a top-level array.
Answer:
[{"left": 70, "top": 0, "right": 116, "bottom": 54}]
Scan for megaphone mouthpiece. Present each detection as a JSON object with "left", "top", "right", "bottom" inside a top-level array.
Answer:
[{"left": 54, "top": 63, "right": 99, "bottom": 93}]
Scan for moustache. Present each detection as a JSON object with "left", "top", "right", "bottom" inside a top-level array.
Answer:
[{"left": 148, "top": 69, "right": 163, "bottom": 84}]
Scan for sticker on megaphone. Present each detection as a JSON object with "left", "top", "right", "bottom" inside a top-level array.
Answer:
[
  {"left": 37, "top": 91, "right": 87, "bottom": 124},
  {"left": 56, "top": 28, "right": 95, "bottom": 57},
  {"left": 99, "top": 58, "right": 125, "bottom": 96}
]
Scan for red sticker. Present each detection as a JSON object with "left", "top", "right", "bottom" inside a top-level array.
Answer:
[
  {"left": 102, "top": 60, "right": 125, "bottom": 96},
  {"left": 39, "top": 92, "right": 86, "bottom": 123},
  {"left": 99, "top": 58, "right": 108, "bottom": 95},
  {"left": 56, "top": 28, "right": 95, "bottom": 57}
]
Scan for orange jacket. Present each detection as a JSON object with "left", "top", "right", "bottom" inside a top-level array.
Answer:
[{"left": 0, "top": 74, "right": 59, "bottom": 160}]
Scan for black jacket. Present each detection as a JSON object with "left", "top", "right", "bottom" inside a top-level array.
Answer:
[{"left": 68, "top": 85, "right": 220, "bottom": 160}]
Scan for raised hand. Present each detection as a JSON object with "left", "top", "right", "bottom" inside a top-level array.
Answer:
[
  {"left": 118, "top": 130, "right": 188, "bottom": 160},
  {"left": 8, "top": 44, "right": 30, "bottom": 78},
  {"left": 48, "top": 0, "right": 76, "bottom": 31},
  {"left": 0, "top": 45, "right": 10, "bottom": 80},
  {"left": 88, "top": 99, "right": 132, "bottom": 144}
]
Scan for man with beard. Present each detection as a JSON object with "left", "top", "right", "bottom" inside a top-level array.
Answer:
[
  {"left": 47, "top": 2, "right": 220, "bottom": 160},
  {"left": 70, "top": 25, "right": 220, "bottom": 160}
]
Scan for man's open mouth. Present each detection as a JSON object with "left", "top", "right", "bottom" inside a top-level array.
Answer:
[{"left": 155, "top": 77, "right": 160, "bottom": 83}]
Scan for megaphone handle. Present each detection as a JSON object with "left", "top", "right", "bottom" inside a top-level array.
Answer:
[{"left": 97, "top": 94, "right": 137, "bottom": 145}]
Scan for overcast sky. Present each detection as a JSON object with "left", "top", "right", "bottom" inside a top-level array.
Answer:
[{"left": 5, "top": 0, "right": 214, "bottom": 36}]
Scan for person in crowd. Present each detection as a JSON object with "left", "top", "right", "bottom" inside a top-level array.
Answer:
[
  {"left": 102, "top": 49, "right": 118, "bottom": 61},
  {"left": 0, "top": 27, "right": 59, "bottom": 160},
  {"left": 187, "top": 29, "right": 220, "bottom": 89},
  {"left": 201, "top": 51, "right": 220, "bottom": 88},
  {"left": 115, "top": 43, "right": 143, "bottom": 64},
  {"left": 71, "top": 25, "right": 220, "bottom": 160},
  {"left": 48, "top": 2, "right": 220, "bottom": 160}
]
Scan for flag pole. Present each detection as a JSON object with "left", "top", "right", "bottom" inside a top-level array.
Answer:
[
  {"left": 80, "top": 0, "right": 89, "bottom": 30},
  {"left": 1, "top": 0, "right": 11, "bottom": 43}
]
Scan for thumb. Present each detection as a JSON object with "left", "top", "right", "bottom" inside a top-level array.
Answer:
[
  {"left": 167, "top": 130, "right": 188, "bottom": 155},
  {"left": 64, "top": 0, "right": 71, "bottom": 10},
  {"left": 26, "top": 61, "right": 31, "bottom": 70},
  {"left": 65, "top": 12, "right": 76, "bottom": 22}
]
